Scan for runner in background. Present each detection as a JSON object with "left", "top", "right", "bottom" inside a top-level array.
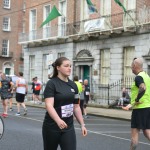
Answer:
[
  {"left": 83, "top": 79, "right": 90, "bottom": 118},
  {"left": 15, "top": 72, "right": 28, "bottom": 116},
  {"left": 33, "top": 77, "right": 42, "bottom": 104},
  {"left": 0, "top": 73, "right": 14, "bottom": 118}
]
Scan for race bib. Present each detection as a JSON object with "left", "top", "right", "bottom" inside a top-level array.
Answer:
[
  {"left": 86, "top": 92, "right": 89, "bottom": 95},
  {"left": 61, "top": 104, "right": 73, "bottom": 118}
]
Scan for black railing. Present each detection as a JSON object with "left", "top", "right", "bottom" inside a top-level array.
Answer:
[
  {"left": 25, "top": 77, "right": 134, "bottom": 105},
  {"left": 91, "top": 77, "right": 134, "bottom": 105}
]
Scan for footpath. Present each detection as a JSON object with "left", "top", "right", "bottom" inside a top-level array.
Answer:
[{"left": 13, "top": 99, "right": 131, "bottom": 121}]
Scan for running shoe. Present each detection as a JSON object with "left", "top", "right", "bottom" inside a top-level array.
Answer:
[
  {"left": 24, "top": 109, "right": 27, "bottom": 116},
  {"left": 2, "top": 113, "right": 8, "bottom": 118},
  {"left": 15, "top": 112, "right": 21, "bottom": 116},
  {"left": 9, "top": 108, "right": 13, "bottom": 111}
]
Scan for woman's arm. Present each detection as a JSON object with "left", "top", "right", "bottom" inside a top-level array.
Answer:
[
  {"left": 73, "top": 104, "right": 87, "bottom": 136},
  {"left": 45, "top": 98, "right": 68, "bottom": 129}
]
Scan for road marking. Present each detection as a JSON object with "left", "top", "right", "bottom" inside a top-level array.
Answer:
[
  {"left": 75, "top": 123, "right": 130, "bottom": 126},
  {"left": 9, "top": 114, "right": 43, "bottom": 122},
  {"left": 75, "top": 128, "right": 150, "bottom": 146},
  {"left": 4, "top": 113, "right": 150, "bottom": 146}
]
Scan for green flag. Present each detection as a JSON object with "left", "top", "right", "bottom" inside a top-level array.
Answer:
[
  {"left": 114, "top": 0, "right": 126, "bottom": 13},
  {"left": 86, "top": 0, "right": 98, "bottom": 13},
  {"left": 86, "top": 0, "right": 93, "bottom": 5},
  {"left": 40, "top": 5, "right": 62, "bottom": 28}
]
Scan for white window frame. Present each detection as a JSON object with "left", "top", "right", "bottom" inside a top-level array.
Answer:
[
  {"left": 100, "top": 49, "right": 110, "bottom": 84},
  {"left": 100, "top": 0, "right": 111, "bottom": 16},
  {"left": 123, "top": 47, "right": 135, "bottom": 78},
  {"left": 29, "top": 55, "right": 35, "bottom": 81},
  {"left": 29, "top": 9, "right": 37, "bottom": 40},
  {"left": 2, "top": 39, "right": 9, "bottom": 56},
  {"left": 3, "top": 0, "right": 10, "bottom": 9},
  {"left": 124, "top": 0, "right": 136, "bottom": 27},
  {"left": 3, "top": 17, "right": 11, "bottom": 31},
  {"left": 100, "top": 0, "right": 112, "bottom": 30},
  {"left": 42, "top": 54, "right": 49, "bottom": 83},
  {"left": 58, "top": 52, "right": 65, "bottom": 58},
  {"left": 59, "top": 0, "right": 66, "bottom": 36},
  {"left": 43, "top": 4, "right": 51, "bottom": 38}
]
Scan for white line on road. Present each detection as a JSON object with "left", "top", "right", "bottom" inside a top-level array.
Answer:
[
  {"left": 75, "top": 128, "right": 150, "bottom": 146},
  {"left": 5, "top": 113, "right": 150, "bottom": 147},
  {"left": 75, "top": 123, "right": 130, "bottom": 126}
]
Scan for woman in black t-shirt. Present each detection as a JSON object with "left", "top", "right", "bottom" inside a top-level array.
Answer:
[{"left": 42, "top": 57, "right": 87, "bottom": 150}]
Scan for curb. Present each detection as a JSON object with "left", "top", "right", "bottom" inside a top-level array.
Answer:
[{"left": 13, "top": 101, "right": 131, "bottom": 121}]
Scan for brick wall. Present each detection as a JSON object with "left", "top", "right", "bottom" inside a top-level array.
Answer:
[{"left": 0, "top": 0, "right": 24, "bottom": 74}]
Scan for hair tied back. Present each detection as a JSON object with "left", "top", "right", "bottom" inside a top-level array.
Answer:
[{"left": 52, "top": 62, "right": 56, "bottom": 68}]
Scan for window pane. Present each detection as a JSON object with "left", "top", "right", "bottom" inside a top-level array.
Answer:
[
  {"left": 123, "top": 47, "right": 135, "bottom": 77},
  {"left": 29, "top": 56, "right": 35, "bottom": 81},
  {"left": 3, "top": 0, "right": 10, "bottom": 8},
  {"left": 43, "top": 54, "right": 48, "bottom": 83},
  {"left": 3, "top": 17, "right": 10, "bottom": 30},
  {"left": 2, "top": 40, "right": 9, "bottom": 55},
  {"left": 101, "top": 49, "right": 110, "bottom": 84},
  {"left": 30, "top": 9, "right": 37, "bottom": 30}
]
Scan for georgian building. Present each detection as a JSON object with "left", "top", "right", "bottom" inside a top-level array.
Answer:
[
  {"left": 0, "top": 0, "right": 24, "bottom": 75},
  {"left": 19, "top": 0, "right": 150, "bottom": 100}
]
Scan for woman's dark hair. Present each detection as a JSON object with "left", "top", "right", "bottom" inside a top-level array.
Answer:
[
  {"left": 19, "top": 72, "right": 23, "bottom": 76},
  {"left": 73, "top": 76, "right": 78, "bottom": 81},
  {"left": 51, "top": 57, "right": 69, "bottom": 78}
]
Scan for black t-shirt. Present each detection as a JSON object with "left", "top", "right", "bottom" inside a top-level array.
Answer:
[
  {"left": 84, "top": 85, "right": 90, "bottom": 100},
  {"left": 43, "top": 77, "right": 79, "bottom": 131},
  {"left": 135, "top": 76, "right": 144, "bottom": 87}
]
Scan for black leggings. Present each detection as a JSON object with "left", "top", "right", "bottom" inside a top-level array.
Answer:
[{"left": 42, "top": 124, "right": 76, "bottom": 150}]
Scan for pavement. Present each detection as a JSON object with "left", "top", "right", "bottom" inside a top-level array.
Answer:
[{"left": 13, "top": 99, "right": 132, "bottom": 121}]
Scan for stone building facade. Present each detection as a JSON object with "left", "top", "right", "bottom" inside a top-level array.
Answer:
[{"left": 19, "top": 0, "right": 150, "bottom": 99}]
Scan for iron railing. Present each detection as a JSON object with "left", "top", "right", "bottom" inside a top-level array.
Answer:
[
  {"left": 19, "top": 8, "right": 150, "bottom": 43},
  {"left": 91, "top": 77, "right": 134, "bottom": 105},
  {"left": 25, "top": 77, "right": 134, "bottom": 106}
]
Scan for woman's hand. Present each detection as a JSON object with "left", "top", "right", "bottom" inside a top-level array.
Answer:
[
  {"left": 81, "top": 125, "right": 87, "bottom": 136},
  {"left": 56, "top": 119, "right": 68, "bottom": 130}
]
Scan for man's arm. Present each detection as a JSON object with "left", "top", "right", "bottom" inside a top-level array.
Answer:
[
  {"left": 135, "top": 76, "right": 146, "bottom": 102},
  {"left": 135, "top": 83, "right": 146, "bottom": 102}
]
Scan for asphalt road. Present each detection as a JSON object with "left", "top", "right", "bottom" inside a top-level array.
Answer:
[{"left": 0, "top": 105, "right": 150, "bottom": 150}]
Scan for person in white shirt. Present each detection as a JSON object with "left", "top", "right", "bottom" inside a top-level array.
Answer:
[{"left": 15, "top": 72, "right": 28, "bottom": 116}]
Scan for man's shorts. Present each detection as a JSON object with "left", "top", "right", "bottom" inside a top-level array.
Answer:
[{"left": 131, "top": 107, "right": 150, "bottom": 129}]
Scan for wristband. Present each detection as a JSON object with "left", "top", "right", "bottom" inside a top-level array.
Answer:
[{"left": 80, "top": 124, "right": 85, "bottom": 128}]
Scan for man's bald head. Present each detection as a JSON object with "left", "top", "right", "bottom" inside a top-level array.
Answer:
[
  {"left": 133, "top": 58, "right": 143, "bottom": 68},
  {"left": 131, "top": 58, "right": 143, "bottom": 75}
]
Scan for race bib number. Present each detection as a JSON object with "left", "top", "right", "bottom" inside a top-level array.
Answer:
[
  {"left": 86, "top": 92, "right": 89, "bottom": 95},
  {"left": 61, "top": 104, "right": 73, "bottom": 118}
]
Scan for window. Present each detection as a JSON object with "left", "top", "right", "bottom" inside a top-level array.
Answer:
[
  {"left": 29, "top": 55, "right": 35, "bottom": 81},
  {"left": 58, "top": 52, "right": 65, "bottom": 58},
  {"left": 123, "top": 47, "right": 135, "bottom": 78},
  {"left": 100, "top": 49, "right": 110, "bottom": 84},
  {"left": 43, "top": 5, "right": 51, "bottom": 38},
  {"left": 2, "top": 40, "right": 9, "bottom": 56},
  {"left": 30, "top": 9, "right": 37, "bottom": 40},
  {"left": 42, "top": 54, "right": 49, "bottom": 83},
  {"left": 59, "top": 0, "right": 66, "bottom": 36},
  {"left": 100, "top": 0, "right": 111, "bottom": 16},
  {"left": 3, "top": 0, "right": 10, "bottom": 9},
  {"left": 3, "top": 17, "right": 10, "bottom": 31},
  {"left": 124, "top": 0, "right": 136, "bottom": 27},
  {"left": 100, "top": 0, "right": 111, "bottom": 30}
]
